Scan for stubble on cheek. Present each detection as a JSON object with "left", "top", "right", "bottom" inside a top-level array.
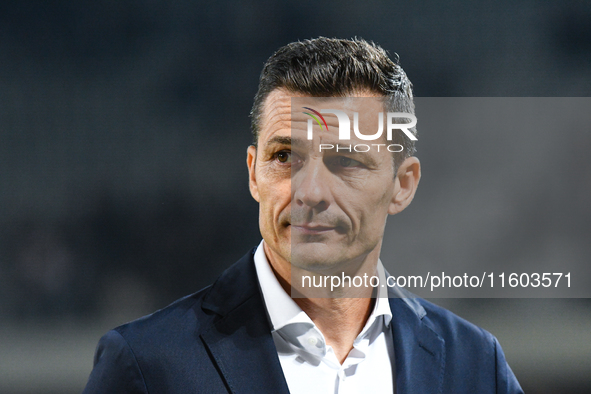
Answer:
[{"left": 257, "top": 166, "right": 292, "bottom": 257}]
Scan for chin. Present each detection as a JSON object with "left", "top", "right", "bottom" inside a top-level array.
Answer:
[{"left": 290, "top": 243, "right": 348, "bottom": 274}]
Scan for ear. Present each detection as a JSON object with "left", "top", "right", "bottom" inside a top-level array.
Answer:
[
  {"left": 388, "top": 156, "right": 421, "bottom": 215},
  {"left": 247, "top": 145, "right": 260, "bottom": 202}
]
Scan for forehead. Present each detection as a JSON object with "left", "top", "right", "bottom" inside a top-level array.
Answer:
[
  {"left": 258, "top": 89, "right": 386, "bottom": 144},
  {"left": 258, "top": 89, "right": 293, "bottom": 140}
]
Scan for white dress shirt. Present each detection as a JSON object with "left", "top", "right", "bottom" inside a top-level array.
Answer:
[{"left": 253, "top": 240, "right": 395, "bottom": 394}]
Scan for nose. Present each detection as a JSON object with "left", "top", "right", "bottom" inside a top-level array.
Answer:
[{"left": 292, "top": 158, "right": 332, "bottom": 211}]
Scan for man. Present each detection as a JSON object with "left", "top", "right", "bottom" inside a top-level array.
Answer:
[{"left": 83, "top": 38, "right": 523, "bottom": 393}]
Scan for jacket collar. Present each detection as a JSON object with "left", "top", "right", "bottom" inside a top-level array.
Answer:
[
  {"left": 200, "top": 249, "right": 445, "bottom": 394},
  {"left": 388, "top": 285, "right": 446, "bottom": 394},
  {"left": 200, "top": 248, "right": 290, "bottom": 393}
]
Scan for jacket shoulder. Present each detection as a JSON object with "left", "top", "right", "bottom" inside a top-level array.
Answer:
[
  {"left": 84, "top": 249, "right": 262, "bottom": 393},
  {"left": 417, "top": 298, "right": 495, "bottom": 346},
  {"left": 112, "top": 246, "right": 260, "bottom": 343},
  {"left": 86, "top": 282, "right": 250, "bottom": 393},
  {"left": 113, "top": 285, "right": 213, "bottom": 342},
  {"left": 415, "top": 298, "right": 523, "bottom": 393}
]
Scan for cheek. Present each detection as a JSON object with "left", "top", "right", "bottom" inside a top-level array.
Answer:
[
  {"left": 258, "top": 201, "right": 275, "bottom": 240},
  {"left": 261, "top": 177, "right": 291, "bottom": 201},
  {"left": 259, "top": 184, "right": 290, "bottom": 220},
  {"left": 355, "top": 185, "right": 394, "bottom": 227}
]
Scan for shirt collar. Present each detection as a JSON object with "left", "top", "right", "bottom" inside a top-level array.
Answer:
[
  {"left": 253, "top": 240, "right": 304, "bottom": 331},
  {"left": 253, "top": 240, "right": 393, "bottom": 334}
]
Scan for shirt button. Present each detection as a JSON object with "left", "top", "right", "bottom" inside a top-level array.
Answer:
[{"left": 307, "top": 337, "right": 318, "bottom": 346}]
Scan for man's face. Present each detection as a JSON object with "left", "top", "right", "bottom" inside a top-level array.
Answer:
[{"left": 247, "top": 89, "right": 420, "bottom": 276}]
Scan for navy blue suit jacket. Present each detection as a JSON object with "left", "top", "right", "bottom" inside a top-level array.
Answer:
[{"left": 83, "top": 249, "right": 524, "bottom": 393}]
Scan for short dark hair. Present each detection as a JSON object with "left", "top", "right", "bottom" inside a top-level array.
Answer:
[{"left": 250, "top": 37, "right": 417, "bottom": 164}]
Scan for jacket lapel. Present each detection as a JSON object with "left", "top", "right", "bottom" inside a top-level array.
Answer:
[
  {"left": 388, "top": 291, "right": 445, "bottom": 394},
  {"left": 199, "top": 250, "right": 290, "bottom": 394},
  {"left": 198, "top": 250, "right": 445, "bottom": 394}
]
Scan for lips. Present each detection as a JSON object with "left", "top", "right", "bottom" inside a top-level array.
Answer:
[
  {"left": 286, "top": 210, "right": 349, "bottom": 234},
  {"left": 291, "top": 224, "right": 336, "bottom": 234}
]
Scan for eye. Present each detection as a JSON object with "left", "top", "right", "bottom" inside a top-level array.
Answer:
[
  {"left": 339, "top": 157, "right": 361, "bottom": 167},
  {"left": 275, "top": 150, "right": 291, "bottom": 163}
]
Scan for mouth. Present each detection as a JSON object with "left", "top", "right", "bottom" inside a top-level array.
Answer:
[{"left": 291, "top": 224, "right": 336, "bottom": 234}]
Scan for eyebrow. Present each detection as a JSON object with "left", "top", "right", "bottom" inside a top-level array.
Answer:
[
  {"left": 264, "top": 136, "right": 311, "bottom": 150},
  {"left": 265, "top": 136, "right": 292, "bottom": 147},
  {"left": 320, "top": 144, "right": 380, "bottom": 168}
]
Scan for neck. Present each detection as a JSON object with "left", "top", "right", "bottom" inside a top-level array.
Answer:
[
  {"left": 296, "top": 296, "right": 375, "bottom": 363},
  {"left": 263, "top": 242, "right": 380, "bottom": 364}
]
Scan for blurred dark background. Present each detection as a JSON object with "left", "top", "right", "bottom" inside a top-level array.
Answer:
[{"left": 0, "top": 0, "right": 590, "bottom": 393}]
